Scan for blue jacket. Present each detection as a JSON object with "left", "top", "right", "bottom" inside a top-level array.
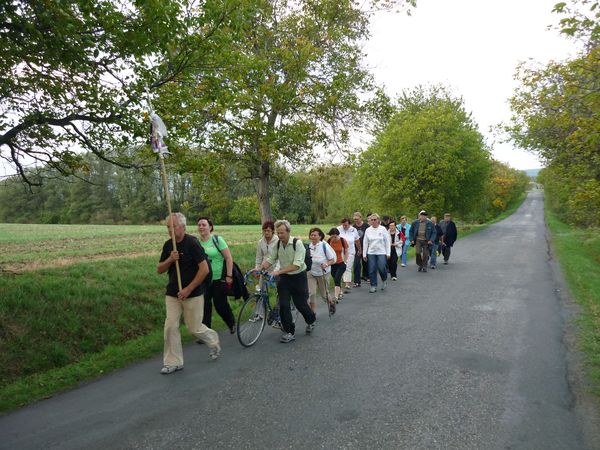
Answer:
[{"left": 409, "top": 219, "right": 436, "bottom": 243}]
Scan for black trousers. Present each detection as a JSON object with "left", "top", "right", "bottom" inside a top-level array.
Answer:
[
  {"left": 277, "top": 272, "right": 316, "bottom": 335},
  {"left": 388, "top": 247, "right": 398, "bottom": 277},
  {"left": 202, "top": 280, "right": 235, "bottom": 329},
  {"left": 330, "top": 262, "right": 346, "bottom": 287},
  {"left": 442, "top": 245, "right": 452, "bottom": 261},
  {"left": 353, "top": 255, "right": 362, "bottom": 284}
]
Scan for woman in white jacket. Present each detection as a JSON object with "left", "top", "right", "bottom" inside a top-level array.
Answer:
[{"left": 362, "top": 213, "right": 391, "bottom": 293}]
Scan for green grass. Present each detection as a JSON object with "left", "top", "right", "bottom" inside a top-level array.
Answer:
[
  {"left": 0, "top": 223, "right": 332, "bottom": 269},
  {"left": 545, "top": 208, "right": 600, "bottom": 397},
  {"left": 0, "top": 243, "right": 259, "bottom": 412}
]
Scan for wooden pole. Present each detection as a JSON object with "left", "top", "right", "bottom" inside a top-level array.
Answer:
[{"left": 159, "top": 154, "right": 182, "bottom": 291}]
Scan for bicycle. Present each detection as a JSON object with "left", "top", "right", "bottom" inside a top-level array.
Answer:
[{"left": 237, "top": 270, "right": 282, "bottom": 347}]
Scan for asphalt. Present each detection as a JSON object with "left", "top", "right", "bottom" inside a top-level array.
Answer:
[{"left": 1, "top": 191, "right": 599, "bottom": 449}]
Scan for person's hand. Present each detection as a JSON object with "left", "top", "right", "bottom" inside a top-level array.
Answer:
[
  {"left": 272, "top": 270, "right": 280, "bottom": 277},
  {"left": 170, "top": 250, "right": 180, "bottom": 262},
  {"left": 178, "top": 286, "right": 191, "bottom": 299},
  {"left": 427, "top": 240, "right": 432, "bottom": 245},
  {"left": 225, "top": 276, "right": 233, "bottom": 287},
  {"left": 363, "top": 256, "right": 367, "bottom": 262},
  {"left": 387, "top": 255, "right": 390, "bottom": 260}
]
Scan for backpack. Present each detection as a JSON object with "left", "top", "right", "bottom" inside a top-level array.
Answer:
[
  {"left": 277, "top": 238, "right": 311, "bottom": 270},
  {"left": 211, "top": 235, "right": 249, "bottom": 300}
]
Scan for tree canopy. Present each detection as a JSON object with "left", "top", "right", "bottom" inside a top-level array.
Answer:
[
  {"left": 506, "top": 0, "right": 600, "bottom": 226},
  {"left": 352, "top": 86, "right": 491, "bottom": 219}
]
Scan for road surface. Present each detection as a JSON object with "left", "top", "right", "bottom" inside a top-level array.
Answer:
[{"left": 1, "top": 191, "right": 599, "bottom": 449}]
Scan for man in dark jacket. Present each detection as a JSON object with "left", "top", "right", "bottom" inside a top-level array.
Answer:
[
  {"left": 409, "top": 210, "right": 436, "bottom": 272},
  {"left": 439, "top": 213, "right": 458, "bottom": 264}
]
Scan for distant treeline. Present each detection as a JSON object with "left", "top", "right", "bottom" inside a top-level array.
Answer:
[{"left": 0, "top": 153, "right": 529, "bottom": 225}]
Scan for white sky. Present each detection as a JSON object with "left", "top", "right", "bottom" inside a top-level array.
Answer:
[{"left": 364, "top": 0, "right": 579, "bottom": 170}]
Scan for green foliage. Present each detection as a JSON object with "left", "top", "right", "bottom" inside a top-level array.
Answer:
[
  {"left": 156, "top": 0, "right": 414, "bottom": 221},
  {"left": 229, "top": 196, "right": 261, "bottom": 224},
  {"left": 506, "top": 1, "right": 600, "bottom": 226},
  {"left": 0, "top": 0, "right": 255, "bottom": 184},
  {"left": 354, "top": 86, "right": 491, "bottom": 220}
]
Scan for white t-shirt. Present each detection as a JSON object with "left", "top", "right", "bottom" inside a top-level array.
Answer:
[
  {"left": 309, "top": 241, "right": 336, "bottom": 276},
  {"left": 337, "top": 225, "right": 360, "bottom": 255}
]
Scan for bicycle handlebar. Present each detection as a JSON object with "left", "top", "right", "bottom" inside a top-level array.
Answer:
[{"left": 244, "top": 269, "right": 277, "bottom": 287}]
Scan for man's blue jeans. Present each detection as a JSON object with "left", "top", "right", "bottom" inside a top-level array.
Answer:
[
  {"left": 367, "top": 254, "right": 387, "bottom": 287},
  {"left": 430, "top": 243, "right": 438, "bottom": 267}
]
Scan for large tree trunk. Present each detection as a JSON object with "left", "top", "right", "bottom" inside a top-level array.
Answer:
[{"left": 254, "top": 160, "right": 272, "bottom": 223}]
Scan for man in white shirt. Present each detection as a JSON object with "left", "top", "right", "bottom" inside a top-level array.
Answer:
[{"left": 337, "top": 217, "right": 360, "bottom": 293}]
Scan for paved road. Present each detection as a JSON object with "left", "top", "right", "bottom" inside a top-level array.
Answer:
[{"left": 1, "top": 191, "right": 599, "bottom": 449}]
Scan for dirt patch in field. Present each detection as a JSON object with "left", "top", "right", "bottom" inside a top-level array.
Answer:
[{"left": 0, "top": 239, "right": 257, "bottom": 274}]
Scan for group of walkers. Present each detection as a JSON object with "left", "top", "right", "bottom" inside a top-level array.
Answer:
[{"left": 157, "top": 211, "right": 457, "bottom": 374}]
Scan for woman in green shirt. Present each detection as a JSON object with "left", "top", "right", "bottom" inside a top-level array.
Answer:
[{"left": 197, "top": 217, "right": 236, "bottom": 333}]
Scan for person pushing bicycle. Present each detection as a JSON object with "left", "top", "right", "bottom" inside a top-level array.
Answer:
[{"left": 258, "top": 219, "right": 317, "bottom": 343}]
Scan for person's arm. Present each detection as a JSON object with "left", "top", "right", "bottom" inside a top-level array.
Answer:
[
  {"left": 178, "top": 260, "right": 210, "bottom": 299},
  {"left": 362, "top": 230, "right": 369, "bottom": 260},
  {"left": 255, "top": 240, "right": 263, "bottom": 269},
  {"left": 157, "top": 250, "right": 178, "bottom": 274},
  {"left": 385, "top": 231, "right": 391, "bottom": 258},
  {"left": 221, "top": 246, "right": 234, "bottom": 282}
]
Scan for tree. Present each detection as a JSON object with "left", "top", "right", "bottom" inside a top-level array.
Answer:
[
  {"left": 0, "top": 0, "right": 246, "bottom": 185},
  {"left": 354, "top": 86, "right": 491, "bottom": 219},
  {"left": 505, "top": 0, "right": 600, "bottom": 226},
  {"left": 158, "top": 0, "right": 415, "bottom": 222}
]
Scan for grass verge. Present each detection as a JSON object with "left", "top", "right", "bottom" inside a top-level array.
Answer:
[{"left": 545, "top": 208, "right": 600, "bottom": 397}]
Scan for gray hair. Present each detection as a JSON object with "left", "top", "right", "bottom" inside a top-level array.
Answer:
[
  {"left": 166, "top": 212, "right": 187, "bottom": 227},
  {"left": 274, "top": 219, "right": 291, "bottom": 232}
]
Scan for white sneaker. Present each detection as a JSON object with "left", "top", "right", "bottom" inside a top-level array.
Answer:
[
  {"left": 280, "top": 332, "right": 296, "bottom": 343},
  {"left": 382, "top": 281, "right": 388, "bottom": 290},
  {"left": 208, "top": 344, "right": 221, "bottom": 360},
  {"left": 160, "top": 365, "right": 183, "bottom": 374},
  {"left": 401, "top": 263, "right": 406, "bottom": 267}
]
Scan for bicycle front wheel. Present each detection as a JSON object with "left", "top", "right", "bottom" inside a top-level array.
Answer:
[{"left": 237, "top": 294, "right": 267, "bottom": 347}]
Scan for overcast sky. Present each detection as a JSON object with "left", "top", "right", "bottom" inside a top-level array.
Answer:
[{"left": 364, "top": 0, "right": 579, "bottom": 170}]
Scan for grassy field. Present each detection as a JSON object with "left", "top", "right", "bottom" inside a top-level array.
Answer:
[
  {"left": 545, "top": 209, "right": 600, "bottom": 396},
  {"left": 0, "top": 199, "right": 529, "bottom": 412}
]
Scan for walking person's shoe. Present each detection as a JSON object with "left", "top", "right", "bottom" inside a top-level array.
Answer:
[
  {"left": 391, "top": 276, "right": 397, "bottom": 281},
  {"left": 272, "top": 320, "right": 282, "bottom": 329},
  {"left": 208, "top": 344, "right": 221, "bottom": 360},
  {"left": 418, "top": 267, "right": 422, "bottom": 272},
  {"left": 160, "top": 365, "right": 183, "bottom": 374},
  {"left": 369, "top": 286, "right": 376, "bottom": 293},
  {"left": 305, "top": 322, "right": 316, "bottom": 334},
  {"left": 443, "top": 260, "right": 448, "bottom": 265},
  {"left": 430, "top": 265, "right": 436, "bottom": 269},
  {"left": 229, "top": 324, "right": 236, "bottom": 334},
  {"left": 381, "top": 281, "right": 388, "bottom": 290},
  {"left": 401, "top": 263, "right": 406, "bottom": 267},
  {"left": 280, "top": 332, "right": 296, "bottom": 343},
  {"left": 422, "top": 267, "right": 427, "bottom": 273},
  {"left": 353, "top": 282, "right": 361, "bottom": 288},
  {"left": 328, "top": 302, "right": 336, "bottom": 315}
]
